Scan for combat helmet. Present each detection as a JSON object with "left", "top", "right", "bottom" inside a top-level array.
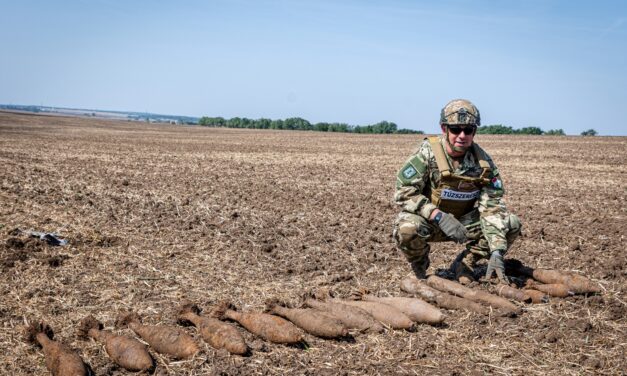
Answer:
[{"left": 440, "top": 99, "right": 481, "bottom": 127}]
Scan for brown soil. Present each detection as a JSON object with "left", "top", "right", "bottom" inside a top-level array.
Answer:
[{"left": 0, "top": 111, "right": 625, "bottom": 375}]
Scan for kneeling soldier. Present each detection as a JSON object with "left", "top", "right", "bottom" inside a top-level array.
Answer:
[{"left": 393, "top": 99, "right": 521, "bottom": 284}]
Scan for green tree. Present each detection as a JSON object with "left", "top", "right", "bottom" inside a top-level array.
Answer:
[
  {"left": 240, "top": 117, "right": 253, "bottom": 128},
  {"left": 476, "top": 124, "right": 514, "bottom": 134},
  {"left": 283, "top": 117, "right": 312, "bottom": 131},
  {"left": 256, "top": 118, "right": 271, "bottom": 129},
  {"left": 371, "top": 121, "right": 398, "bottom": 134},
  {"left": 328, "top": 123, "right": 349, "bottom": 132},
  {"left": 515, "top": 126, "right": 544, "bottom": 135},
  {"left": 395, "top": 128, "right": 424, "bottom": 134},
  {"left": 270, "top": 119, "right": 284, "bottom": 129},
  {"left": 198, "top": 117, "right": 226, "bottom": 127},
  {"left": 313, "top": 122, "right": 329, "bottom": 131},
  {"left": 213, "top": 117, "right": 226, "bottom": 126},
  {"left": 227, "top": 117, "right": 242, "bottom": 128},
  {"left": 581, "top": 129, "right": 598, "bottom": 136},
  {"left": 545, "top": 129, "right": 565, "bottom": 135}
]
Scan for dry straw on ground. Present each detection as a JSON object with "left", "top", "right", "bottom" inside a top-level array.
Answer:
[{"left": 0, "top": 111, "right": 625, "bottom": 375}]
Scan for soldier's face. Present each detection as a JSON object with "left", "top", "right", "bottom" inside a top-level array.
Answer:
[{"left": 441, "top": 124, "right": 475, "bottom": 151}]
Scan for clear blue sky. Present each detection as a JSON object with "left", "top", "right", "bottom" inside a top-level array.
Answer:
[{"left": 1, "top": 0, "right": 626, "bottom": 135}]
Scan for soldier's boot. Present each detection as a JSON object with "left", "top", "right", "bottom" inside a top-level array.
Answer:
[
  {"left": 451, "top": 250, "right": 479, "bottom": 285},
  {"left": 394, "top": 223, "right": 431, "bottom": 280},
  {"left": 410, "top": 255, "right": 430, "bottom": 280}
]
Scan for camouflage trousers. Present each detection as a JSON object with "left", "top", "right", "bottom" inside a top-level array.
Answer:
[{"left": 393, "top": 209, "right": 521, "bottom": 266}]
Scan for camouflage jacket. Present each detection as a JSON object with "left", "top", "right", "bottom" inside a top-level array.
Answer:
[{"left": 394, "top": 136, "right": 510, "bottom": 251}]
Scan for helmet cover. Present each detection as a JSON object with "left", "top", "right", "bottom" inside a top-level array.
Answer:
[{"left": 440, "top": 99, "right": 481, "bottom": 126}]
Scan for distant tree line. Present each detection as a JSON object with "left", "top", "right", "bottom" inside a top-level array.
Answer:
[
  {"left": 198, "top": 116, "right": 423, "bottom": 134},
  {"left": 477, "top": 124, "right": 566, "bottom": 135},
  {"left": 197, "top": 117, "right": 600, "bottom": 136},
  {"left": 0, "top": 104, "right": 41, "bottom": 113}
]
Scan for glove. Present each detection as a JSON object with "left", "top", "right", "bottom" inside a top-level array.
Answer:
[
  {"left": 437, "top": 213, "right": 468, "bottom": 244},
  {"left": 486, "top": 250, "right": 510, "bottom": 284}
]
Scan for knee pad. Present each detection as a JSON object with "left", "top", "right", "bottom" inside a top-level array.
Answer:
[
  {"left": 396, "top": 222, "right": 418, "bottom": 246},
  {"left": 396, "top": 220, "right": 432, "bottom": 243}
]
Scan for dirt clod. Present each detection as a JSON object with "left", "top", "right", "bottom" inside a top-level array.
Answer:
[{"left": 6, "top": 238, "right": 24, "bottom": 249}]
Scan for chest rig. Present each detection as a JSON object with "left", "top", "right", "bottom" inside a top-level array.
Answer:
[{"left": 428, "top": 137, "right": 492, "bottom": 218}]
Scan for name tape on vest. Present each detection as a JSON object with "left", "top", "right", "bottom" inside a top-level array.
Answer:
[{"left": 441, "top": 189, "right": 480, "bottom": 201}]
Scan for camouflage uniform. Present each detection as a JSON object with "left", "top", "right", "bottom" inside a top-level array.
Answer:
[{"left": 393, "top": 136, "right": 521, "bottom": 270}]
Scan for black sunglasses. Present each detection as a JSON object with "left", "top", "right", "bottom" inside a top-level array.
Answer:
[{"left": 448, "top": 125, "right": 476, "bottom": 135}]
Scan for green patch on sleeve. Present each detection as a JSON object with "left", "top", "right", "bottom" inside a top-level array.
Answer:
[
  {"left": 402, "top": 165, "right": 417, "bottom": 179},
  {"left": 396, "top": 155, "right": 427, "bottom": 185}
]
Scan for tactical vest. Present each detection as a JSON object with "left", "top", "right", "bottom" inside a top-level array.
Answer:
[{"left": 428, "top": 137, "right": 492, "bottom": 218}]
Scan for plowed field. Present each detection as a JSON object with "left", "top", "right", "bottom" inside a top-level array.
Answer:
[{"left": 0, "top": 111, "right": 625, "bottom": 375}]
